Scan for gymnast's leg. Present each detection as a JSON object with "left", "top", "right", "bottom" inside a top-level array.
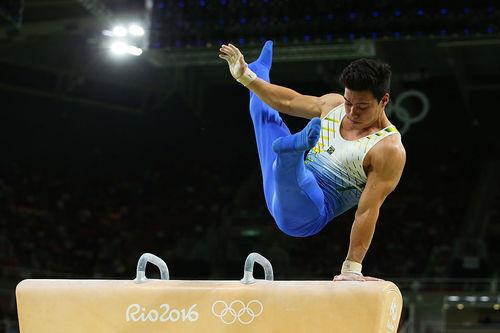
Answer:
[{"left": 248, "top": 41, "right": 330, "bottom": 237}]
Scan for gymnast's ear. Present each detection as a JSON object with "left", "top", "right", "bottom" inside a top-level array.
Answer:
[{"left": 380, "top": 93, "right": 390, "bottom": 108}]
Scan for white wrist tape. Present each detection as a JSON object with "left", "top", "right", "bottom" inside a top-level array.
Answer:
[
  {"left": 236, "top": 67, "right": 257, "bottom": 87},
  {"left": 341, "top": 260, "right": 363, "bottom": 275}
]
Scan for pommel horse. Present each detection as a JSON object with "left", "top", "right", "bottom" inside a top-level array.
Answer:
[{"left": 16, "top": 252, "right": 403, "bottom": 332}]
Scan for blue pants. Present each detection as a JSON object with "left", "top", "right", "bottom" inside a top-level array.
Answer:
[{"left": 248, "top": 41, "right": 333, "bottom": 237}]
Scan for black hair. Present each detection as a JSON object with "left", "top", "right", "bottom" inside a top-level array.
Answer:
[{"left": 339, "top": 58, "right": 391, "bottom": 101}]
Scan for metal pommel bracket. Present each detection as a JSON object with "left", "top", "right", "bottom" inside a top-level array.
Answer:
[
  {"left": 135, "top": 253, "right": 170, "bottom": 283},
  {"left": 240, "top": 252, "right": 274, "bottom": 284}
]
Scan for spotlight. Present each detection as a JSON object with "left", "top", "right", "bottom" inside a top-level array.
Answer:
[
  {"left": 127, "top": 45, "right": 143, "bottom": 56},
  {"left": 102, "top": 30, "right": 114, "bottom": 37},
  {"left": 128, "top": 24, "right": 145, "bottom": 37},
  {"left": 110, "top": 41, "right": 128, "bottom": 55},
  {"left": 112, "top": 25, "right": 127, "bottom": 37},
  {"left": 110, "top": 42, "right": 143, "bottom": 56}
]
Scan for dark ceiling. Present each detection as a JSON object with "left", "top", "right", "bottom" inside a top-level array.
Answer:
[{"left": 0, "top": 1, "right": 499, "bottom": 117}]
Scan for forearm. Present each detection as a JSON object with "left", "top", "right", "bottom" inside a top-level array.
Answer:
[
  {"left": 346, "top": 208, "right": 379, "bottom": 264},
  {"left": 247, "top": 79, "right": 320, "bottom": 118},
  {"left": 247, "top": 78, "right": 300, "bottom": 114}
]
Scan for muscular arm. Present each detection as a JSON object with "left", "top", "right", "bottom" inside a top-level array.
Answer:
[
  {"left": 247, "top": 79, "right": 343, "bottom": 119},
  {"left": 346, "top": 139, "right": 406, "bottom": 266},
  {"left": 218, "top": 43, "right": 343, "bottom": 119}
]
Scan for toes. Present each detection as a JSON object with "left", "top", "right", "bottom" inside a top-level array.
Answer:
[
  {"left": 308, "top": 118, "right": 322, "bottom": 135},
  {"left": 257, "top": 40, "right": 273, "bottom": 67},
  {"left": 306, "top": 118, "right": 322, "bottom": 146},
  {"left": 311, "top": 117, "right": 322, "bottom": 126}
]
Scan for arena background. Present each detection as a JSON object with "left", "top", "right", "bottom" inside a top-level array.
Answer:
[{"left": 0, "top": 0, "right": 499, "bottom": 332}]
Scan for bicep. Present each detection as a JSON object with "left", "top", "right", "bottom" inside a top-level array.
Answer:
[
  {"left": 287, "top": 94, "right": 322, "bottom": 119},
  {"left": 288, "top": 93, "right": 344, "bottom": 119}
]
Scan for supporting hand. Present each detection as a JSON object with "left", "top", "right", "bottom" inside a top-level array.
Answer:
[{"left": 333, "top": 273, "right": 383, "bottom": 282}]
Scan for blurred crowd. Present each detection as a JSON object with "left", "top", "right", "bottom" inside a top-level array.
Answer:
[
  {"left": 0, "top": 143, "right": 489, "bottom": 278},
  {"left": 150, "top": 0, "right": 499, "bottom": 48}
]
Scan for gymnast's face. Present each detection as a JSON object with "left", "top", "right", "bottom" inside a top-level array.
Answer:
[{"left": 343, "top": 89, "right": 389, "bottom": 128}]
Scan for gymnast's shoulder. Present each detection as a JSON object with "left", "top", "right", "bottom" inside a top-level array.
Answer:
[
  {"left": 318, "top": 93, "right": 344, "bottom": 116},
  {"left": 368, "top": 135, "right": 406, "bottom": 174}
]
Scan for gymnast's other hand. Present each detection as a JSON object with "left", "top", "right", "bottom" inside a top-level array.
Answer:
[
  {"left": 333, "top": 273, "right": 384, "bottom": 282},
  {"left": 219, "top": 43, "right": 247, "bottom": 80}
]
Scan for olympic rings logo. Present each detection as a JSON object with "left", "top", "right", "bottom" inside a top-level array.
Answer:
[
  {"left": 211, "top": 300, "right": 263, "bottom": 325},
  {"left": 386, "top": 90, "right": 430, "bottom": 135}
]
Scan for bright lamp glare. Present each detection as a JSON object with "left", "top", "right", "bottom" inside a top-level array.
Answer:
[
  {"left": 127, "top": 45, "right": 143, "bottom": 56},
  {"left": 112, "top": 25, "right": 127, "bottom": 37},
  {"left": 129, "top": 24, "right": 145, "bottom": 37},
  {"left": 102, "top": 30, "right": 114, "bottom": 37},
  {"left": 110, "top": 41, "right": 129, "bottom": 55},
  {"left": 110, "top": 42, "right": 143, "bottom": 57}
]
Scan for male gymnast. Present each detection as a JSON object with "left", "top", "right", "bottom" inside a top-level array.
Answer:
[{"left": 219, "top": 41, "right": 406, "bottom": 282}]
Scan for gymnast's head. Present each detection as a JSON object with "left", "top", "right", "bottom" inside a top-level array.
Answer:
[{"left": 338, "top": 58, "right": 392, "bottom": 127}]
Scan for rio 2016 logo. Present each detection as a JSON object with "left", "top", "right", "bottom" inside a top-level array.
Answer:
[
  {"left": 125, "top": 304, "right": 199, "bottom": 322},
  {"left": 124, "top": 300, "right": 264, "bottom": 325}
]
